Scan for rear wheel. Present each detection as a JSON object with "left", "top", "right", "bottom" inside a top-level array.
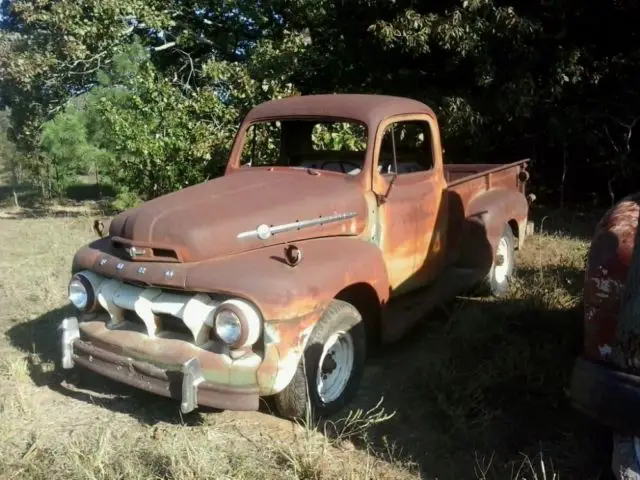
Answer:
[
  {"left": 272, "top": 299, "right": 366, "bottom": 421},
  {"left": 483, "top": 224, "right": 516, "bottom": 297}
]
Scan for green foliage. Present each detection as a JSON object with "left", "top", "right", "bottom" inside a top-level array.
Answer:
[
  {"left": 0, "top": 109, "right": 21, "bottom": 183},
  {"left": 1, "top": 0, "right": 640, "bottom": 206},
  {"left": 311, "top": 123, "right": 367, "bottom": 152},
  {"left": 40, "top": 108, "right": 112, "bottom": 197}
]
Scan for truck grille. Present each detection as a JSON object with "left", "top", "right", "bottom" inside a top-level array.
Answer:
[{"left": 78, "top": 271, "right": 222, "bottom": 345}]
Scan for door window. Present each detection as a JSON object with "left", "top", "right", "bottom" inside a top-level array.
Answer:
[{"left": 379, "top": 120, "right": 434, "bottom": 175}]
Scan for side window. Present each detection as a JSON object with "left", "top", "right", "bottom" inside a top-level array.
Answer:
[
  {"left": 379, "top": 120, "right": 434, "bottom": 175},
  {"left": 239, "top": 121, "right": 282, "bottom": 167}
]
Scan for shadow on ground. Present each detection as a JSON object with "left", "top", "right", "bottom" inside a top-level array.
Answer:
[
  {"left": 338, "top": 264, "right": 614, "bottom": 479},
  {"left": 4, "top": 305, "right": 220, "bottom": 427},
  {"left": 5, "top": 264, "right": 613, "bottom": 479}
]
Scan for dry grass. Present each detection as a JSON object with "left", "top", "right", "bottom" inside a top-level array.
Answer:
[{"left": 0, "top": 206, "right": 612, "bottom": 480}]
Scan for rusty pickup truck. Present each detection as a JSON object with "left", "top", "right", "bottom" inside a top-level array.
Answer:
[{"left": 60, "top": 94, "right": 533, "bottom": 420}]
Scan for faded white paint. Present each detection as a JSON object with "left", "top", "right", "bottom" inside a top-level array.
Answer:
[
  {"left": 78, "top": 270, "right": 221, "bottom": 344},
  {"left": 599, "top": 344, "right": 613, "bottom": 357},
  {"left": 74, "top": 270, "right": 311, "bottom": 396},
  {"left": 592, "top": 276, "right": 624, "bottom": 296},
  {"left": 269, "top": 322, "right": 315, "bottom": 394}
]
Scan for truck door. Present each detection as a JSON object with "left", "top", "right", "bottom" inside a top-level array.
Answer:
[{"left": 372, "top": 115, "right": 447, "bottom": 296}]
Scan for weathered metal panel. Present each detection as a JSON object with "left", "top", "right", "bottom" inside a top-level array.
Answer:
[
  {"left": 108, "top": 169, "right": 368, "bottom": 263},
  {"left": 584, "top": 194, "right": 640, "bottom": 362}
]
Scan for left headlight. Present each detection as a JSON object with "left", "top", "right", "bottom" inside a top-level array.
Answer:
[
  {"left": 213, "top": 299, "right": 262, "bottom": 349},
  {"left": 68, "top": 274, "right": 96, "bottom": 312}
]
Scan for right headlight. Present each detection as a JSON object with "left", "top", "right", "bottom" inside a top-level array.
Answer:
[
  {"left": 68, "top": 274, "right": 97, "bottom": 312},
  {"left": 67, "top": 270, "right": 103, "bottom": 313},
  {"left": 213, "top": 299, "right": 262, "bottom": 349},
  {"left": 68, "top": 277, "right": 89, "bottom": 310}
]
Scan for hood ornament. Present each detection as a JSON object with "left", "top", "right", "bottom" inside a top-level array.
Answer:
[{"left": 125, "top": 246, "right": 147, "bottom": 258}]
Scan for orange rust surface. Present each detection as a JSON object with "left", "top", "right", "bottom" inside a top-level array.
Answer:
[
  {"left": 73, "top": 236, "right": 390, "bottom": 322},
  {"left": 108, "top": 169, "right": 368, "bottom": 263},
  {"left": 584, "top": 194, "right": 640, "bottom": 362}
]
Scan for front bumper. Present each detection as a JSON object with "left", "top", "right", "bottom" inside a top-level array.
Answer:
[
  {"left": 59, "top": 316, "right": 259, "bottom": 413},
  {"left": 570, "top": 355, "right": 640, "bottom": 435}
]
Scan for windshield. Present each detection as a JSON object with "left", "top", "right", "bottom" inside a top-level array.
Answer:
[{"left": 239, "top": 119, "right": 368, "bottom": 175}]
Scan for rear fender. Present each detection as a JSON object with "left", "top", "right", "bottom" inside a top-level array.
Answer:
[{"left": 459, "top": 188, "right": 529, "bottom": 271}]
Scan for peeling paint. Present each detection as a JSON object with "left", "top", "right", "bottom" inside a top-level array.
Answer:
[
  {"left": 599, "top": 344, "right": 612, "bottom": 357},
  {"left": 583, "top": 193, "right": 640, "bottom": 362}
]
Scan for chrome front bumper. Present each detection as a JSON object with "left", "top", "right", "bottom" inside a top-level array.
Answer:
[{"left": 58, "top": 316, "right": 259, "bottom": 413}]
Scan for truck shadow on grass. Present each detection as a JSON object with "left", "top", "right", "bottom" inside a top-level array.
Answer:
[
  {"left": 5, "top": 305, "right": 216, "bottom": 427},
  {"left": 336, "top": 264, "right": 613, "bottom": 479}
]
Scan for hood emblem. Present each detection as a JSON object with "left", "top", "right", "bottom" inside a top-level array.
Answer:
[
  {"left": 125, "top": 246, "right": 147, "bottom": 258},
  {"left": 237, "top": 212, "right": 358, "bottom": 241},
  {"left": 116, "top": 263, "right": 125, "bottom": 271}
]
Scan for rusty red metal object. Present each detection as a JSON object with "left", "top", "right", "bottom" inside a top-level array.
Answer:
[
  {"left": 583, "top": 194, "right": 640, "bottom": 363},
  {"left": 66, "top": 94, "right": 533, "bottom": 413}
]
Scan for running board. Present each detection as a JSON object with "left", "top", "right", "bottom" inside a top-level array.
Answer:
[{"left": 381, "top": 267, "right": 485, "bottom": 344}]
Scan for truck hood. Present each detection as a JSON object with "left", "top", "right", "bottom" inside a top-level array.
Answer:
[{"left": 108, "top": 168, "right": 368, "bottom": 262}]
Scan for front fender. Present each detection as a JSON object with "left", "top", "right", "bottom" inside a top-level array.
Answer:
[
  {"left": 186, "top": 236, "right": 390, "bottom": 394},
  {"left": 70, "top": 235, "right": 389, "bottom": 395}
]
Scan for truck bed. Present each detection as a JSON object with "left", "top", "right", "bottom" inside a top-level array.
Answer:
[
  {"left": 444, "top": 159, "right": 529, "bottom": 191},
  {"left": 382, "top": 159, "right": 531, "bottom": 343}
]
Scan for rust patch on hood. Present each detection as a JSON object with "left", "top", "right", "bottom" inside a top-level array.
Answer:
[{"left": 108, "top": 168, "right": 367, "bottom": 263}]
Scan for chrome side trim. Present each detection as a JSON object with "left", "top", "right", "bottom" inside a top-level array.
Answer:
[{"left": 237, "top": 211, "right": 359, "bottom": 240}]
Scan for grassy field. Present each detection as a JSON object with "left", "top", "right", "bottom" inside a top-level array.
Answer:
[{"left": 0, "top": 194, "right": 614, "bottom": 479}]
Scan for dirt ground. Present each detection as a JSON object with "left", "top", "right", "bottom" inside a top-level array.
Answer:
[{"left": 0, "top": 200, "right": 615, "bottom": 479}]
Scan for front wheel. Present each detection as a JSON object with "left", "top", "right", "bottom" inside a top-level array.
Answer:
[{"left": 272, "top": 299, "right": 366, "bottom": 421}]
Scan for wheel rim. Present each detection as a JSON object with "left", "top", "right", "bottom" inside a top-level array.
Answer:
[
  {"left": 494, "top": 237, "right": 511, "bottom": 283},
  {"left": 316, "top": 331, "right": 354, "bottom": 403}
]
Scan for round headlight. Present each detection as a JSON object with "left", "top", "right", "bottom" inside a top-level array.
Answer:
[
  {"left": 214, "top": 309, "right": 242, "bottom": 346},
  {"left": 69, "top": 278, "right": 88, "bottom": 310},
  {"left": 68, "top": 274, "right": 95, "bottom": 311},
  {"left": 212, "top": 299, "right": 262, "bottom": 349}
]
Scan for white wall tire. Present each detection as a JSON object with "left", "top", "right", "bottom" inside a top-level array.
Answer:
[
  {"left": 483, "top": 224, "right": 516, "bottom": 297},
  {"left": 272, "top": 299, "right": 366, "bottom": 421}
]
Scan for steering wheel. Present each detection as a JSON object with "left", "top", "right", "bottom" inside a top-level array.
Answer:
[{"left": 320, "top": 160, "right": 362, "bottom": 173}]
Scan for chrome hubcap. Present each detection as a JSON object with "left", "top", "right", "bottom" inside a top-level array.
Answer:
[
  {"left": 494, "top": 237, "right": 510, "bottom": 283},
  {"left": 316, "top": 331, "right": 354, "bottom": 403}
]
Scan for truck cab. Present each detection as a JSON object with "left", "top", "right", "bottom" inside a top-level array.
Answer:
[{"left": 60, "top": 94, "right": 532, "bottom": 420}]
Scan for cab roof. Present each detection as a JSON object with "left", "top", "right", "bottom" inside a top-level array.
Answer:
[{"left": 243, "top": 94, "right": 436, "bottom": 126}]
